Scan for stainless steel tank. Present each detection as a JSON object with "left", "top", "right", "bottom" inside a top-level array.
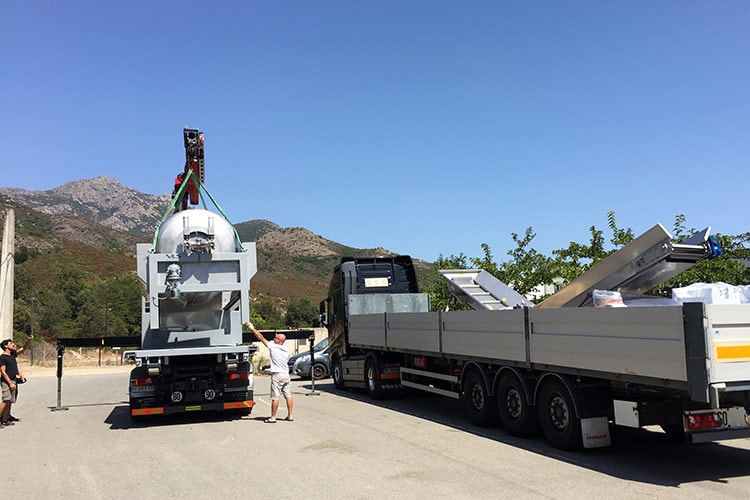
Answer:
[
  {"left": 155, "top": 208, "right": 241, "bottom": 255},
  {"left": 153, "top": 209, "right": 242, "bottom": 335}
]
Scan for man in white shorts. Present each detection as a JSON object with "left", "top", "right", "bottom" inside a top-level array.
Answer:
[{"left": 248, "top": 323, "right": 294, "bottom": 423}]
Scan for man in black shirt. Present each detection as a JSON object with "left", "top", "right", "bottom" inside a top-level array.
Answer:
[{"left": 0, "top": 336, "right": 31, "bottom": 426}]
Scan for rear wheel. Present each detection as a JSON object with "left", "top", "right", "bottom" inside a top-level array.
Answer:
[
  {"left": 312, "top": 362, "right": 328, "bottom": 380},
  {"left": 537, "top": 378, "right": 582, "bottom": 450},
  {"left": 497, "top": 372, "right": 539, "bottom": 437},
  {"left": 463, "top": 370, "right": 498, "bottom": 427},
  {"left": 365, "top": 357, "right": 384, "bottom": 400},
  {"left": 332, "top": 357, "right": 346, "bottom": 390}
]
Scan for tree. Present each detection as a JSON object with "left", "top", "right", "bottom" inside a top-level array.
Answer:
[
  {"left": 250, "top": 298, "right": 286, "bottom": 330},
  {"left": 425, "top": 212, "right": 749, "bottom": 307},
  {"left": 75, "top": 281, "right": 108, "bottom": 338},
  {"left": 492, "top": 229, "right": 554, "bottom": 296},
  {"left": 105, "top": 273, "right": 144, "bottom": 336},
  {"left": 37, "top": 289, "right": 77, "bottom": 338},
  {"left": 284, "top": 297, "right": 318, "bottom": 328},
  {"left": 423, "top": 253, "right": 470, "bottom": 311}
]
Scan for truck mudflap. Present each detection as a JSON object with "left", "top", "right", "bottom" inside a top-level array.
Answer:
[{"left": 683, "top": 406, "right": 750, "bottom": 443}]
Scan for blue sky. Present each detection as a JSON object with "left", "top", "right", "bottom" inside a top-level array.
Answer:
[{"left": 2, "top": 1, "right": 748, "bottom": 262}]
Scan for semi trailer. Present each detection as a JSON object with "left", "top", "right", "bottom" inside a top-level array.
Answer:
[{"left": 321, "top": 225, "right": 750, "bottom": 450}]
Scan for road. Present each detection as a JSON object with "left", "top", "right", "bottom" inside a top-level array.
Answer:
[{"left": 4, "top": 368, "right": 750, "bottom": 499}]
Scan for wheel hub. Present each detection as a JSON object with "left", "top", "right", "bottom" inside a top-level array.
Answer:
[
  {"left": 471, "top": 384, "right": 485, "bottom": 410},
  {"left": 549, "top": 395, "right": 569, "bottom": 430},
  {"left": 505, "top": 388, "right": 521, "bottom": 419}
]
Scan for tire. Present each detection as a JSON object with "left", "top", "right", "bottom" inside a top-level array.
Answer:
[
  {"left": 537, "top": 378, "right": 582, "bottom": 450},
  {"left": 497, "top": 372, "right": 539, "bottom": 437},
  {"left": 332, "top": 357, "right": 346, "bottom": 390},
  {"left": 463, "top": 370, "right": 498, "bottom": 427},
  {"left": 312, "top": 362, "right": 328, "bottom": 380},
  {"left": 365, "top": 357, "right": 385, "bottom": 400}
]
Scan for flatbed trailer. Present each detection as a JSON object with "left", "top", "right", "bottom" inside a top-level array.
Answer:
[{"left": 323, "top": 226, "right": 750, "bottom": 450}]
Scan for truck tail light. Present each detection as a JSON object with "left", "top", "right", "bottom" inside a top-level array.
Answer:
[
  {"left": 685, "top": 413, "right": 723, "bottom": 430},
  {"left": 134, "top": 377, "right": 153, "bottom": 386},
  {"left": 230, "top": 373, "right": 250, "bottom": 380}
]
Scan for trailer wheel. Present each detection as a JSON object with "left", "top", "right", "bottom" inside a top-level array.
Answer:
[
  {"left": 497, "top": 372, "right": 539, "bottom": 437},
  {"left": 312, "top": 362, "right": 328, "bottom": 380},
  {"left": 537, "top": 378, "right": 582, "bottom": 450},
  {"left": 365, "top": 358, "right": 385, "bottom": 400},
  {"left": 463, "top": 370, "right": 498, "bottom": 427},
  {"left": 332, "top": 357, "right": 346, "bottom": 390}
]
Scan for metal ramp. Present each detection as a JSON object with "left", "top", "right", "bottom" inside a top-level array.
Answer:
[
  {"left": 439, "top": 269, "right": 535, "bottom": 310},
  {"left": 537, "top": 223, "right": 719, "bottom": 308}
]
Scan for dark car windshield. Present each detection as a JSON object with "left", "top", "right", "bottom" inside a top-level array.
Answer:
[{"left": 312, "top": 337, "right": 329, "bottom": 351}]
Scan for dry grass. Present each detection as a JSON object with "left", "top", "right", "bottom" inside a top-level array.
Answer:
[{"left": 17, "top": 343, "right": 132, "bottom": 377}]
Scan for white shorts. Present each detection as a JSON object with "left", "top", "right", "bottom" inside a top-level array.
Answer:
[{"left": 270, "top": 372, "right": 291, "bottom": 400}]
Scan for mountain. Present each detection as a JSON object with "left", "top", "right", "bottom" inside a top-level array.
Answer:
[
  {"left": 1, "top": 177, "right": 432, "bottom": 303},
  {"left": 0, "top": 176, "right": 170, "bottom": 236}
]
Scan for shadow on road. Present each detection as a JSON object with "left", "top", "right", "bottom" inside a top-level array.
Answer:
[
  {"left": 104, "top": 405, "right": 253, "bottom": 430},
  {"left": 304, "top": 380, "right": 750, "bottom": 488}
]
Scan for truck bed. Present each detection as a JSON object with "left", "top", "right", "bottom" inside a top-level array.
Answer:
[{"left": 348, "top": 303, "right": 750, "bottom": 402}]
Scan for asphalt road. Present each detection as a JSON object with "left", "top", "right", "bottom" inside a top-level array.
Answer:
[{"left": 5, "top": 369, "right": 750, "bottom": 499}]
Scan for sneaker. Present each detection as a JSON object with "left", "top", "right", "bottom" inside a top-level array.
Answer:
[
  {"left": 7, "top": 415, "right": 19, "bottom": 422},
  {"left": 0, "top": 421, "right": 14, "bottom": 426}
]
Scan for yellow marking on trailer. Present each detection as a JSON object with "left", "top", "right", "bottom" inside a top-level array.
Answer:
[
  {"left": 716, "top": 345, "right": 750, "bottom": 361},
  {"left": 185, "top": 405, "right": 202, "bottom": 411}
]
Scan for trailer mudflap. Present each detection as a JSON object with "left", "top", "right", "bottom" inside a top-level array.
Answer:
[{"left": 581, "top": 417, "right": 610, "bottom": 449}]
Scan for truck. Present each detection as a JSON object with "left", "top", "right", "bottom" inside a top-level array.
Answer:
[
  {"left": 124, "top": 127, "right": 258, "bottom": 420},
  {"left": 320, "top": 224, "right": 750, "bottom": 450}
]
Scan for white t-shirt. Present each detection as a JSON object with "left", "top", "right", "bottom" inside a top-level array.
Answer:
[{"left": 267, "top": 342, "right": 290, "bottom": 374}]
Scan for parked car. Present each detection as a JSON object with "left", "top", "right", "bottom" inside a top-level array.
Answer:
[
  {"left": 287, "top": 337, "right": 329, "bottom": 376},
  {"left": 292, "top": 346, "right": 331, "bottom": 380}
]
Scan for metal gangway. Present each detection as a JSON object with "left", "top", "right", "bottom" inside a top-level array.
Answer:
[
  {"left": 439, "top": 269, "right": 535, "bottom": 310},
  {"left": 440, "top": 223, "right": 720, "bottom": 311},
  {"left": 537, "top": 223, "right": 720, "bottom": 308}
]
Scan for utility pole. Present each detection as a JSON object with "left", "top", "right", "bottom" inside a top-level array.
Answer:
[{"left": 0, "top": 210, "right": 14, "bottom": 342}]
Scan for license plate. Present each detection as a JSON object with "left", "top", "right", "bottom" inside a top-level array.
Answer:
[{"left": 131, "top": 385, "right": 155, "bottom": 393}]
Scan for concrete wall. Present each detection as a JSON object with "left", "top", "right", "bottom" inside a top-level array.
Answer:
[{"left": 252, "top": 327, "right": 327, "bottom": 364}]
